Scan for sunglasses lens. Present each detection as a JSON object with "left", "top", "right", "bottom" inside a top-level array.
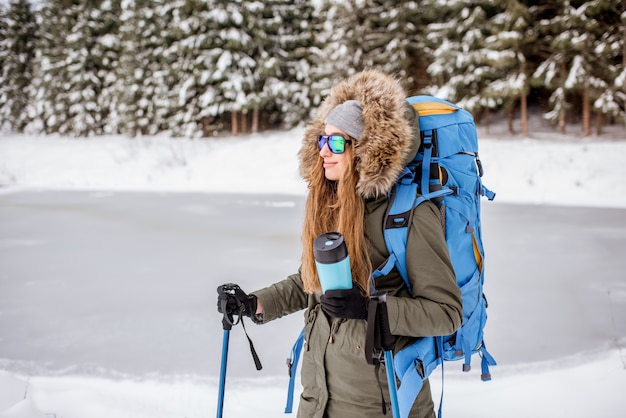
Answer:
[
  {"left": 328, "top": 136, "right": 346, "bottom": 153},
  {"left": 317, "top": 136, "right": 326, "bottom": 150},
  {"left": 318, "top": 135, "right": 347, "bottom": 154}
]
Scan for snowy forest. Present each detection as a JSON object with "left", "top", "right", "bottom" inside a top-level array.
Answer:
[{"left": 0, "top": 0, "right": 625, "bottom": 138}]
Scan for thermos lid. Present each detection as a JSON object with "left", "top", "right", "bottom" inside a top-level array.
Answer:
[{"left": 313, "top": 232, "right": 348, "bottom": 264}]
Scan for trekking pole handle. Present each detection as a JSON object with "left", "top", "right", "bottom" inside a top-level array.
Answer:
[
  {"left": 370, "top": 292, "right": 395, "bottom": 351},
  {"left": 217, "top": 283, "right": 249, "bottom": 330},
  {"left": 216, "top": 283, "right": 263, "bottom": 371},
  {"left": 370, "top": 291, "right": 401, "bottom": 418}
]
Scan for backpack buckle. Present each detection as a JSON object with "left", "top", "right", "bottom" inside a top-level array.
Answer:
[{"left": 385, "top": 210, "right": 411, "bottom": 229}]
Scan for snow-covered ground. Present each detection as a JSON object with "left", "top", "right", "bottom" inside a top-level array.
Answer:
[
  {"left": 1, "top": 126, "right": 626, "bottom": 417},
  {"left": 1, "top": 127, "right": 626, "bottom": 208}
]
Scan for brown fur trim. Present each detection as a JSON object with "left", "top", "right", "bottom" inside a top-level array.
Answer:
[{"left": 298, "top": 70, "right": 414, "bottom": 198}]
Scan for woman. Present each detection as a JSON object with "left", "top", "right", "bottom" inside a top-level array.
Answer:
[{"left": 218, "top": 69, "right": 462, "bottom": 418}]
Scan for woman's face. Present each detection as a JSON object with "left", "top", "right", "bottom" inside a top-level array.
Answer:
[{"left": 320, "top": 124, "right": 351, "bottom": 181}]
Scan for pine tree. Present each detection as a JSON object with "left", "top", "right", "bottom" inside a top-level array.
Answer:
[
  {"left": 401, "top": 0, "right": 441, "bottom": 93},
  {"left": 113, "top": 0, "right": 177, "bottom": 136},
  {"left": 426, "top": 0, "right": 506, "bottom": 125},
  {"left": 0, "top": 0, "right": 37, "bottom": 132},
  {"left": 585, "top": 0, "right": 626, "bottom": 133},
  {"left": 306, "top": 0, "right": 343, "bottom": 103},
  {"left": 110, "top": 0, "right": 144, "bottom": 136},
  {"left": 92, "top": 0, "right": 122, "bottom": 135},
  {"left": 208, "top": 0, "right": 258, "bottom": 136},
  {"left": 27, "top": 0, "right": 121, "bottom": 136},
  {"left": 481, "top": 0, "right": 535, "bottom": 136},
  {"left": 6, "top": 0, "right": 622, "bottom": 138},
  {"left": 26, "top": 0, "right": 72, "bottom": 134},
  {"left": 0, "top": 3, "right": 5, "bottom": 79},
  {"left": 164, "top": 0, "right": 219, "bottom": 138},
  {"left": 531, "top": 1, "right": 597, "bottom": 135},
  {"left": 316, "top": 0, "right": 404, "bottom": 82},
  {"left": 254, "top": 0, "right": 322, "bottom": 128}
]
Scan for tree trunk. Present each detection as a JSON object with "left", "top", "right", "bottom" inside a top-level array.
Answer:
[
  {"left": 582, "top": 84, "right": 590, "bottom": 137},
  {"left": 202, "top": 118, "right": 210, "bottom": 137},
  {"left": 241, "top": 111, "right": 247, "bottom": 135},
  {"left": 252, "top": 108, "right": 259, "bottom": 134},
  {"left": 559, "top": 62, "right": 566, "bottom": 135},
  {"left": 231, "top": 112, "right": 238, "bottom": 136},
  {"left": 596, "top": 111, "right": 603, "bottom": 136},
  {"left": 507, "top": 106, "right": 515, "bottom": 135},
  {"left": 521, "top": 93, "right": 528, "bottom": 137},
  {"left": 484, "top": 107, "right": 490, "bottom": 135}
]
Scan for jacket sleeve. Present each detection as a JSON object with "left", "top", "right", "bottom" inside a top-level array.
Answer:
[
  {"left": 385, "top": 201, "right": 463, "bottom": 337},
  {"left": 250, "top": 269, "right": 308, "bottom": 323}
]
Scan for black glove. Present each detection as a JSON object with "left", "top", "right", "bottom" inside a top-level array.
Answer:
[
  {"left": 320, "top": 284, "right": 368, "bottom": 319},
  {"left": 217, "top": 283, "right": 257, "bottom": 318}
]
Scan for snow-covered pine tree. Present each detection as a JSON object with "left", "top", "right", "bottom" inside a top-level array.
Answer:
[
  {"left": 92, "top": 0, "right": 122, "bottom": 135},
  {"left": 320, "top": 0, "right": 405, "bottom": 80},
  {"left": 110, "top": 0, "right": 142, "bottom": 136},
  {"left": 400, "top": 0, "right": 440, "bottom": 94},
  {"left": 206, "top": 0, "right": 257, "bottom": 136},
  {"left": 531, "top": 0, "right": 602, "bottom": 135},
  {"left": 306, "top": 0, "right": 344, "bottom": 101},
  {"left": 0, "top": 4, "right": 5, "bottom": 111},
  {"left": 0, "top": 0, "right": 37, "bottom": 133},
  {"left": 585, "top": 0, "right": 626, "bottom": 133},
  {"left": 24, "top": 0, "right": 71, "bottom": 134},
  {"left": 481, "top": 0, "right": 535, "bottom": 136},
  {"left": 112, "top": 0, "right": 174, "bottom": 136},
  {"left": 254, "top": 0, "right": 323, "bottom": 129},
  {"left": 27, "top": 0, "right": 121, "bottom": 136},
  {"left": 164, "top": 0, "right": 220, "bottom": 138},
  {"left": 426, "top": 0, "right": 506, "bottom": 127}
]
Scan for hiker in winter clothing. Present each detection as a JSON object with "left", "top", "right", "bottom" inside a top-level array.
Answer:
[{"left": 218, "top": 69, "right": 463, "bottom": 418}]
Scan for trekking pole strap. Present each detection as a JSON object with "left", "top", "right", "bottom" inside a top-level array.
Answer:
[{"left": 239, "top": 317, "right": 262, "bottom": 371}]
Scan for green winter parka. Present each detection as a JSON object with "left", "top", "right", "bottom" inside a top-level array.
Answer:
[{"left": 251, "top": 70, "right": 463, "bottom": 418}]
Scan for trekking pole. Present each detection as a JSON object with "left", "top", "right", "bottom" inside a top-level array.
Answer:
[
  {"left": 217, "top": 311, "right": 232, "bottom": 418},
  {"left": 368, "top": 292, "right": 401, "bottom": 418},
  {"left": 216, "top": 284, "right": 263, "bottom": 418}
]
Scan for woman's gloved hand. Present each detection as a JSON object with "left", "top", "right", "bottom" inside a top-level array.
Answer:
[
  {"left": 320, "top": 284, "right": 368, "bottom": 319},
  {"left": 217, "top": 283, "right": 257, "bottom": 318}
]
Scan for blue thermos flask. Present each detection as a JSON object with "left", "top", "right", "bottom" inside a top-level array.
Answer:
[{"left": 313, "top": 232, "right": 353, "bottom": 293}]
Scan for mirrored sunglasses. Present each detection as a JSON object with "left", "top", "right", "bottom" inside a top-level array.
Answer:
[{"left": 317, "top": 134, "right": 351, "bottom": 154}]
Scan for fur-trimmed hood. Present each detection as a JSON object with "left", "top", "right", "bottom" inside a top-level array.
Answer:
[{"left": 299, "top": 69, "right": 420, "bottom": 199}]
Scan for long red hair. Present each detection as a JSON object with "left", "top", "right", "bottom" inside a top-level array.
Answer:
[{"left": 300, "top": 145, "right": 372, "bottom": 294}]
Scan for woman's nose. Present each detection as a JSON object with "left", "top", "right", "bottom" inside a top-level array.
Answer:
[{"left": 319, "top": 143, "right": 331, "bottom": 157}]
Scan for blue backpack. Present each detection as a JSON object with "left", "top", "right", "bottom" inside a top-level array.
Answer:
[{"left": 285, "top": 95, "right": 496, "bottom": 417}]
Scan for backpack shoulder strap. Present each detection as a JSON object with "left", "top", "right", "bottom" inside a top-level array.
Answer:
[{"left": 371, "top": 166, "right": 418, "bottom": 293}]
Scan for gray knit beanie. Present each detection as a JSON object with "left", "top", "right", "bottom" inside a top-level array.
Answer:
[{"left": 324, "top": 100, "right": 365, "bottom": 140}]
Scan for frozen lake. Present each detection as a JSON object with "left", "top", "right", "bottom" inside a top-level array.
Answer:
[{"left": 1, "top": 191, "right": 625, "bottom": 380}]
